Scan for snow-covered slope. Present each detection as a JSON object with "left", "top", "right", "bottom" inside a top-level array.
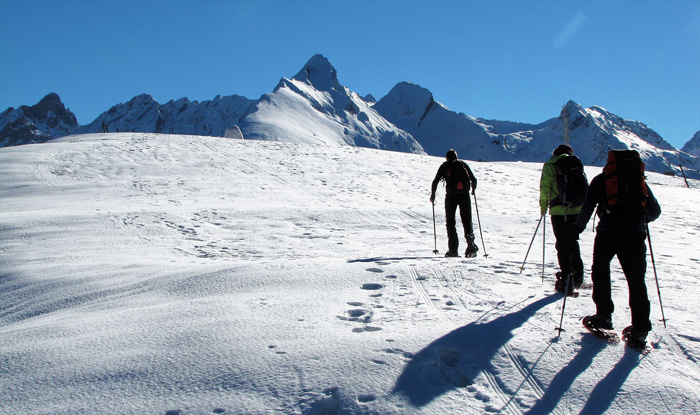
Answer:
[
  {"left": 682, "top": 131, "right": 700, "bottom": 157},
  {"left": 556, "top": 101, "right": 696, "bottom": 175},
  {"left": 237, "top": 55, "right": 425, "bottom": 154},
  {"left": 73, "top": 93, "right": 254, "bottom": 137},
  {"left": 1, "top": 133, "right": 699, "bottom": 414},
  {"left": 373, "top": 82, "right": 513, "bottom": 161}
]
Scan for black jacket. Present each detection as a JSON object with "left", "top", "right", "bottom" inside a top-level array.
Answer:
[
  {"left": 431, "top": 160, "right": 477, "bottom": 199},
  {"left": 575, "top": 173, "right": 661, "bottom": 234}
]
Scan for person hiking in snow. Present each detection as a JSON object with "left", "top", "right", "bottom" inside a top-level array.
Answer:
[
  {"left": 430, "top": 149, "right": 478, "bottom": 257},
  {"left": 539, "top": 144, "right": 588, "bottom": 294},
  {"left": 576, "top": 149, "right": 661, "bottom": 350}
]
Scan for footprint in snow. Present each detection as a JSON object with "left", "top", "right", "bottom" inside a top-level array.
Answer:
[
  {"left": 358, "top": 394, "right": 377, "bottom": 403},
  {"left": 339, "top": 309, "right": 373, "bottom": 323},
  {"left": 267, "top": 345, "right": 287, "bottom": 355}
]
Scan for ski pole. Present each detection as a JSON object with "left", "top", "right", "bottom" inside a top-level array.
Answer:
[
  {"left": 432, "top": 202, "right": 439, "bottom": 254},
  {"left": 520, "top": 212, "right": 545, "bottom": 273},
  {"left": 555, "top": 244, "right": 576, "bottom": 336},
  {"left": 645, "top": 220, "right": 667, "bottom": 328},
  {"left": 542, "top": 212, "right": 546, "bottom": 281},
  {"left": 473, "top": 191, "right": 488, "bottom": 258},
  {"left": 555, "top": 271, "right": 573, "bottom": 336}
]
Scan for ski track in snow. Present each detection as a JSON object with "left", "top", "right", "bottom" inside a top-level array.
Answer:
[{"left": 1, "top": 133, "right": 700, "bottom": 414}]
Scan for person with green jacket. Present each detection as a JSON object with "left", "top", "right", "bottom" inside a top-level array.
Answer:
[{"left": 539, "top": 144, "right": 586, "bottom": 293}]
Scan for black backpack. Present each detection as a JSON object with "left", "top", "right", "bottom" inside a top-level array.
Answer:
[
  {"left": 445, "top": 160, "right": 470, "bottom": 193},
  {"left": 603, "top": 150, "right": 649, "bottom": 217},
  {"left": 550, "top": 155, "right": 588, "bottom": 208}
]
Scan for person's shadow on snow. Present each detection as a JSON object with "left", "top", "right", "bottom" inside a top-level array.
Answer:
[
  {"left": 392, "top": 294, "right": 559, "bottom": 408},
  {"left": 577, "top": 347, "right": 642, "bottom": 415},
  {"left": 525, "top": 336, "right": 642, "bottom": 415},
  {"left": 523, "top": 335, "right": 606, "bottom": 415}
]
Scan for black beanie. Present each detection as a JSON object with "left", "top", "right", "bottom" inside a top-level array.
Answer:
[
  {"left": 446, "top": 149, "right": 458, "bottom": 160},
  {"left": 553, "top": 145, "right": 574, "bottom": 156}
]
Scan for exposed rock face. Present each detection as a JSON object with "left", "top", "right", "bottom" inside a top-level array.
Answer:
[{"left": 0, "top": 93, "right": 78, "bottom": 147}]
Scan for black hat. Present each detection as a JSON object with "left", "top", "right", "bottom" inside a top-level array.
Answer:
[
  {"left": 446, "top": 149, "right": 458, "bottom": 160},
  {"left": 553, "top": 145, "right": 574, "bottom": 156}
]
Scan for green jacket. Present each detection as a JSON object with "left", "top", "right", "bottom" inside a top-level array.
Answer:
[{"left": 539, "top": 154, "right": 582, "bottom": 216}]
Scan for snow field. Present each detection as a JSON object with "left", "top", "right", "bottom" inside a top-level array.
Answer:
[{"left": 1, "top": 133, "right": 699, "bottom": 414}]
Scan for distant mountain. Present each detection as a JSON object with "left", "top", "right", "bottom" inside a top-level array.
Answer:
[
  {"left": 374, "top": 83, "right": 699, "bottom": 178},
  {"left": 1, "top": 55, "right": 698, "bottom": 178},
  {"left": 554, "top": 101, "right": 696, "bottom": 177},
  {"left": 682, "top": 131, "right": 700, "bottom": 157},
  {"left": 373, "top": 81, "right": 533, "bottom": 161},
  {"left": 0, "top": 93, "right": 78, "bottom": 147},
  {"left": 73, "top": 93, "right": 255, "bottom": 137},
  {"left": 236, "top": 54, "right": 425, "bottom": 154}
]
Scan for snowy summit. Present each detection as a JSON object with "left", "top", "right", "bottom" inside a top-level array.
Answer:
[{"left": 1, "top": 133, "right": 699, "bottom": 414}]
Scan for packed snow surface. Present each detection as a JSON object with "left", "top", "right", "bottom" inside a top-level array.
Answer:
[{"left": 1, "top": 133, "right": 699, "bottom": 414}]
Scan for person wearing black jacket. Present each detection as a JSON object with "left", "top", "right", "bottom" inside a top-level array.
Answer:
[
  {"left": 430, "top": 149, "right": 478, "bottom": 257},
  {"left": 575, "top": 159, "right": 661, "bottom": 348}
]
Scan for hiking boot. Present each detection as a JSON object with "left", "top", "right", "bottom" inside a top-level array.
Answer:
[
  {"left": 585, "top": 314, "right": 613, "bottom": 331},
  {"left": 444, "top": 251, "right": 459, "bottom": 257},
  {"left": 554, "top": 273, "right": 575, "bottom": 295},
  {"left": 555, "top": 279, "right": 575, "bottom": 295},
  {"left": 465, "top": 244, "right": 479, "bottom": 258},
  {"left": 622, "top": 325, "right": 648, "bottom": 349}
]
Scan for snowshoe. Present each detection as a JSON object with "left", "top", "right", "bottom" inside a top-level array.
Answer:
[
  {"left": 444, "top": 251, "right": 459, "bottom": 258},
  {"left": 582, "top": 315, "right": 619, "bottom": 343},
  {"left": 465, "top": 245, "right": 479, "bottom": 258},
  {"left": 583, "top": 314, "right": 613, "bottom": 330},
  {"left": 622, "top": 326, "right": 652, "bottom": 354}
]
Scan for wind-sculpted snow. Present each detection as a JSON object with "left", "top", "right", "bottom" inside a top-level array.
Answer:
[{"left": 1, "top": 133, "right": 699, "bottom": 414}]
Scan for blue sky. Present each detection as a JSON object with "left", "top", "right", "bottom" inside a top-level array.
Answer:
[{"left": 1, "top": 0, "right": 698, "bottom": 148}]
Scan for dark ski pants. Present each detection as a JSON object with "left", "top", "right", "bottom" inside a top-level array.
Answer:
[
  {"left": 445, "top": 192, "right": 474, "bottom": 253},
  {"left": 551, "top": 214, "right": 584, "bottom": 282},
  {"left": 591, "top": 230, "right": 652, "bottom": 333}
]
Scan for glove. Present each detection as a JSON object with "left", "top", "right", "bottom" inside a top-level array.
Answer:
[{"left": 573, "top": 224, "right": 585, "bottom": 234}]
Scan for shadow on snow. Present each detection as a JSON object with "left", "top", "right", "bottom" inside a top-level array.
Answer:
[
  {"left": 392, "top": 293, "right": 642, "bottom": 412},
  {"left": 347, "top": 257, "right": 442, "bottom": 263},
  {"left": 391, "top": 294, "right": 559, "bottom": 408}
]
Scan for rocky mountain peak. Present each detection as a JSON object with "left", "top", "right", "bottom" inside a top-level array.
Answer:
[
  {"left": 292, "top": 54, "right": 340, "bottom": 91},
  {"left": 0, "top": 93, "right": 78, "bottom": 147}
]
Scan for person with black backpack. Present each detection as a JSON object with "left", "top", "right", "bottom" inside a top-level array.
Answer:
[
  {"left": 539, "top": 144, "right": 589, "bottom": 294},
  {"left": 430, "top": 149, "right": 478, "bottom": 257},
  {"left": 576, "top": 149, "right": 661, "bottom": 351}
]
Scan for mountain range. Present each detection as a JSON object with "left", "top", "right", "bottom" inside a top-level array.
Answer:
[{"left": 2, "top": 54, "right": 699, "bottom": 178}]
